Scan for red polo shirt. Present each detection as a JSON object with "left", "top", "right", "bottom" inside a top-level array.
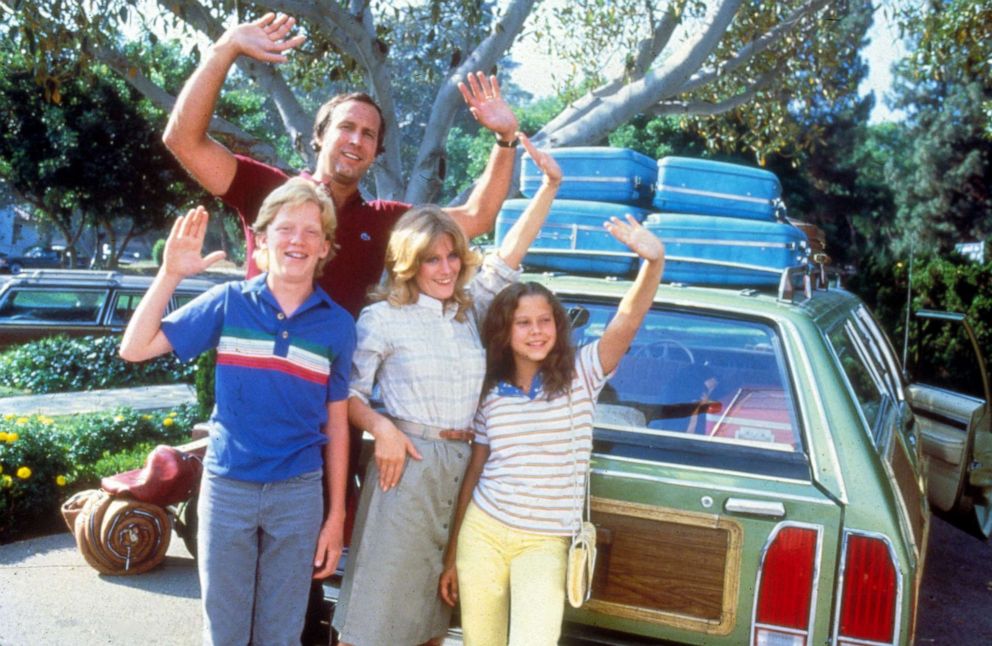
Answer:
[{"left": 221, "top": 155, "right": 409, "bottom": 317}]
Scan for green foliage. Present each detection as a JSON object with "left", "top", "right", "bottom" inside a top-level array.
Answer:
[
  {"left": 848, "top": 250, "right": 992, "bottom": 396},
  {"left": 0, "top": 335, "right": 196, "bottom": 394},
  {"left": 194, "top": 350, "right": 217, "bottom": 420},
  {"left": 152, "top": 238, "right": 166, "bottom": 266},
  {"left": 0, "top": 406, "right": 196, "bottom": 542}
]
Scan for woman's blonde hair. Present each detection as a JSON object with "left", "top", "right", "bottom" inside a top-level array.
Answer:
[
  {"left": 371, "top": 205, "right": 482, "bottom": 321},
  {"left": 251, "top": 177, "right": 337, "bottom": 276}
]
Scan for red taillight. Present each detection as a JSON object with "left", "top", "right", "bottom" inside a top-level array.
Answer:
[
  {"left": 837, "top": 534, "right": 898, "bottom": 644},
  {"left": 753, "top": 526, "right": 819, "bottom": 646}
]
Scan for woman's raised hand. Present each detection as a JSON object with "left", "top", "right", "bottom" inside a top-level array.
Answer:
[
  {"left": 162, "top": 206, "right": 227, "bottom": 279},
  {"left": 604, "top": 214, "right": 664, "bottom": 263},
  {"left": 519, "top": 134, "right": 562, "bottom": 188}
]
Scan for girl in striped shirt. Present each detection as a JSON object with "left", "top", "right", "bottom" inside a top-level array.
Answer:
[{"left": 439, "top": 216, "right": 665, "bottom": 645}]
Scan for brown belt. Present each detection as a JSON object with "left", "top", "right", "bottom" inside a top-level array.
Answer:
[{"left": 390, "top": 417, "right": 473, "bottom": 443}]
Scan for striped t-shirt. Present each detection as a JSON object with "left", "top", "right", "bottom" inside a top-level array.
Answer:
[{"left": 471, "top": 341, "right": 610, "bottom": 535}]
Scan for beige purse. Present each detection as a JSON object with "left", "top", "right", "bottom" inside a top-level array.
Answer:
[{"left": 565, "top": 396, "right": 597, "bottom": 608}]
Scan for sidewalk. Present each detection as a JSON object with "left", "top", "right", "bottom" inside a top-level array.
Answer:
[
  {"left": 0, "top": 384, "right": 197, "bottom": 416},
  {"left": 0, "top": 529, "right": 202, "bottom": 645}
]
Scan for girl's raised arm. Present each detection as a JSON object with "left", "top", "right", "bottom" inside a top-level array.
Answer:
[
  {"left": 496, "top": 134, "right": 561, "bottom": 270},
  {"left": 597, "top": 216, "right": 665, "bottom": 374}
]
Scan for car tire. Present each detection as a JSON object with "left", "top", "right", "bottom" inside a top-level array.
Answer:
[{"left": 9, "top": 262, "right": 22, "bottom": 275}]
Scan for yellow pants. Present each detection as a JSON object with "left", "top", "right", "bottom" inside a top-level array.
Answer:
[{"left": 455, "top": 501, "right": 569, "bottom": 646}]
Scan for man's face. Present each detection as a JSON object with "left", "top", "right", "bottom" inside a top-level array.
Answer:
[{"left": 315, "top": 100, "right": 381, "bottom": 187}]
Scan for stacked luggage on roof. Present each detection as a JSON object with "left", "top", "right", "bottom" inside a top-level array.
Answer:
[{"left": 496, "top": 146, "right": 826, "bottom": 286}]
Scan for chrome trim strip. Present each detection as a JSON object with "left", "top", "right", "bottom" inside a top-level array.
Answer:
[
  {"left": 724, "top": 498, "right": 786, "bottom": 518},
  {"left": 592, "top": 466, "right": 831, "bottom": 504}
]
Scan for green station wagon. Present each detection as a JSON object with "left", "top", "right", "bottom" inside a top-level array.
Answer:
[
  {"left": 316, "top": 262, "right": 989, "bottom": 646},
  {"left": 527, "top": 267, "right": 990, "bottom": 646}
]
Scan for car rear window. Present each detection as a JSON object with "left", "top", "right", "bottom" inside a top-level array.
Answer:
[
  {"left": 567, "top": 301, "right": 807, "bottom": 478},
  {"left": 0, "top": 288, "right": 108, "bottom": 323}
]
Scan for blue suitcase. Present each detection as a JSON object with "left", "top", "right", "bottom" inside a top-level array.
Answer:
[
  {"left": 645, "top": 213, "right": 808, "bottom": 285},
  {"left": 653, "top": 157, "right": 782, "bottom": 220},
  {"left": 496, "top": 199, "right": 650, "bottom": 275},
  {"left": 520, "top": 147, "right": 657, "bottom": 206}
]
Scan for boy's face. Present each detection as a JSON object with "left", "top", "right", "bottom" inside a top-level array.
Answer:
[
  {"left": 259, "top": 201, "right": 330, "bottom": 283},
  {"left": 315, "top": 99, "right": 381, "bottom": 188}
]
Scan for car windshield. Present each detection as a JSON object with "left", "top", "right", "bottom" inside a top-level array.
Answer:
[{"left": 567, "top": 300, "right": 808, "bottom": 479}]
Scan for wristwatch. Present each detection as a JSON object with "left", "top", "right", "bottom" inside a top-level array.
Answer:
[{"left": 495, "top": 136, "right": 519, "bottom": 148}]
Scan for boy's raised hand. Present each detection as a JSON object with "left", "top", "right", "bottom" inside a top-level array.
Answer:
[
  {"left": 604, "top": 214, "right": 664, "bottom": 262},
  {"left": 162, "top": 206, "right": 227, "bottom": 279},
  {"left": 519, "top": 134, "right": 562, "bottom": 187}
]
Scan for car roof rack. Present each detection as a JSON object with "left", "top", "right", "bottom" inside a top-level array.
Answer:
[{"left": 14, "top": 269, "right": 124, "bottom": 286}]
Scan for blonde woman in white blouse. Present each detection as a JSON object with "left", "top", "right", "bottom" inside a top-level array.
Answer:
[{"left": 332, "top": 134, "right": 561, "bottom": 646}]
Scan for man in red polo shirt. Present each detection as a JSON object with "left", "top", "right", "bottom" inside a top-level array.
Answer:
[{"left": 163, "top": 12, "right": 520, "bottom": 317}]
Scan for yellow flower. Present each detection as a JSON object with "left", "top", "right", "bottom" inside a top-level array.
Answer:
[
  {"left": 56, "top": 475, "right": 67, "bottom": 487},
  {"left": 114, "top": 415, "right": 125, "bottom": 423},
  {"left": 15, "top": 417, "right": 29, "bottom": 425},
  {"left": 38, "top": 416, "right": 54, "bottom": 425},
  {"left": 5, "top": 432, "right": 19, "bottom": 443},
  {"left": 3, "top": 412, "right": 13, "bottom": 420},
  {"left": 1, "top": 475, "right": 12, "bottom": 488},
  {"left": 168, "top": 411, "right": 178, "bottom": 417},
  {"left": 16, "top": 466, "right": 31, "bottom": 479},
  {"left": 163, "top": 417, "right": 175, "bottom": 427},
  {"left": 142, "top": 415, "right": 152, "bottom": 421},
  {"left": 0, "top": 432, "right": 8, "bottom": 443}
]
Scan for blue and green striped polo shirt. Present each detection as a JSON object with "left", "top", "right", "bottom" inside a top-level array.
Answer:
[{"left": 161, "top": 274, "right": 356, "bottom": 483}]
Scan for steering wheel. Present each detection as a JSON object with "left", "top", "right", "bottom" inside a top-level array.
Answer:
[{"left": 632, "top": 338, "right": 695, "bottom": 364}]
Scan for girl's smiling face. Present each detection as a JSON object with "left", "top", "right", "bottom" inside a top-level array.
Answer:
[
  {"left": 510, "top": 294, "right": 557, "bottom": 370},
  {"left": 415, "top": 234, "right": 461, "bottom": 301}
]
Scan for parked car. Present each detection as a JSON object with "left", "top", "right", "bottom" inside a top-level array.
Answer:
[
  {"left": 0, "top": 245, "right": 66, "bottom": 274},
  {"left": 306, "top": 261, "right": 989, "bottom": 646},
  {"left": 0, "top": 269, "right": 220, "bottom": 351}
]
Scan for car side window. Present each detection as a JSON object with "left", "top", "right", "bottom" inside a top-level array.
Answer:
[
  {"left": 566, "top": 301, "right": 806, "bottom": 478},
  {"left": 110, "top": 291, "right": 145, "bottom": 326},
  {"left": 827, "top": 321, "right": 888, "bottom": 434},
  {"left": 0, "top": 288, "right": 108, "bottom": 323}
]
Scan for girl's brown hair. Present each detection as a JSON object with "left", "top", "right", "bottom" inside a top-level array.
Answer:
[
  {"left": 369, "top": 205, "right": 482, "bottom": 321},
  {"left": 481, "top": 282, "right": 576, "bottom": 400}
]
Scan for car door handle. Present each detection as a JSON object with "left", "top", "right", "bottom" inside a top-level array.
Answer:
[{"left": 724, "top": 497, "right": 786, "bottom": 519}]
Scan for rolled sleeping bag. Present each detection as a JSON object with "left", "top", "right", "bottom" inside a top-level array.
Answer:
[{"left": 73, "top": 490, "right": 171, "bottom": 575}]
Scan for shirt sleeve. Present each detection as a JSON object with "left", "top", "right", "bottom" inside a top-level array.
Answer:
[
  {"left": 471, "top": 402, "right": 491, "bottom": 446},
  {"left": 160, "top": 283, "right": 229, "bottom": 362},
  {"left": 469, "top": 253, "right": 522, "bottom": 321},
  {"left": 327, "top": 311, "right": 357, "bottom": 403},
  {"left": 578, "top": 340, "right": 615, "bottom": 401},
  {"left": 220, "top": 156, "right": 289, "bottom": 226},
  {"left": 348, "top": 305, "right": 389, "bottom": 404}
]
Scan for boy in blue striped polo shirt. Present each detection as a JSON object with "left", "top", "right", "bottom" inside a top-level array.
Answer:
[{"left": 120, "top": 177, "right": 354, "bottom": 645}]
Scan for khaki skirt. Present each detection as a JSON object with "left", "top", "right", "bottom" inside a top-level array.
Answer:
[{"left": 332, "top": 434, "right": 471, "bottom": 645}]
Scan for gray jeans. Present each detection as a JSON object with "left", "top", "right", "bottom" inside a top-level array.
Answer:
[{"left": 197, "top": 468, "right": 323, "bottom": 646}]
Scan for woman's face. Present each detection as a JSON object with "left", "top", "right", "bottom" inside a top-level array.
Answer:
[
  {"left": 259, "top": 201, "right": 330, "bottom": 283},
  {"left": 510, "top": 294, "right": 557, "bottom": 370},
  {"left": 414, "top": 234, "right": 461, "bottom": 301}
]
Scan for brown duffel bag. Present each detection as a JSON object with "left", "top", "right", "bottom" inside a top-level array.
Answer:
[{"left": 62, "top": 489, "right": 171, "bottom": 575}]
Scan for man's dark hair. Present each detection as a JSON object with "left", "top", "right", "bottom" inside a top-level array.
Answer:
[{"left": 311, "top": 92, "right": 386, "bottom": 156}]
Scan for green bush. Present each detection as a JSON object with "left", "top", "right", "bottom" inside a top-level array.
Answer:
[
  {"left": 0, "top": 334, "right": 196, "bottom": 394},
  {"left": 194, "top": 350, "right": 217, "bottom": 419},
  {"left": 152, "top": 238, "right": 166, "bottom": 266},
  {"left": 0, "top": 405, "right": 196, "bottom": 542}
]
